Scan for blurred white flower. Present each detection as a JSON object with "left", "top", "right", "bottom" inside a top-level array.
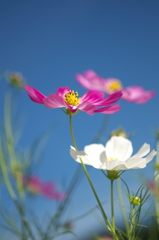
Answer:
[{"left": 70, "top": 136, "right": 157, "bottom": 170}]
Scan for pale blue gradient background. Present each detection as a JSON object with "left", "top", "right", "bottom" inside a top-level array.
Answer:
[{"left": 0, "top": 0, "right": 159, "bottom": 239}]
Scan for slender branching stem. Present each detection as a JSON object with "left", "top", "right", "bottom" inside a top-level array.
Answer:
[{"left": 69, "top": 115, "right": 119, "bottom": 239}]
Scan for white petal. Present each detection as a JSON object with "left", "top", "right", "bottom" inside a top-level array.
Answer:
[
  {"left": 124, "top": 149, "right": 156, "bottom": 169},
  {"left": 84, "top": 144, "right": 105, "bottom": 158},
  {"left": 98, "top": 159, "right": 127, "bottom": 170},
  {"left": 146, "top": 150, "right": 157, "bottom": 163},
  {"left": 125, "top": 157, "right": 146, "bottom": 169},
  {"left": 84, "top": 144, "right": 106, "bottom": 168},
  {"left": 112, "top": 163, "right": 128, "bottom": 170},
  {"left": 105, "top": 136, "right": 133, "bottom": 161},
  {"left": 70, "top": 146, "right": 91, "bottom": 165},
  {"left": 84, "top": 143, "right": 105, "bottom": 158},
  {"left": 70, "top": 145, "right": 105, "bottom": 169},
  {"left": 133, "top": 143, "right": 150, "bottom": 158}
]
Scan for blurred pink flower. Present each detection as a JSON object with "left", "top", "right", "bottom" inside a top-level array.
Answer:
[
  {"left": 76, "top": 70, "right": 155, "bottom": 104},
  {"left": 147, "top": 180, "right": 159, "bottom": 200},
  {"left": 23, "top": 176, "right": 66, "bottom": 201},
  {"left": 25, "top": 84, "right": 122, "bottom": 115},
  {"left": 147, "top": 180, "right": 155, "bottom": 191}
]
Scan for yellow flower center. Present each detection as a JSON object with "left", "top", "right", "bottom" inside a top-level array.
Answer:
[
  {"left": 108, "top": 80, "right": 122, "bottom": 91},
  {"left": 106, "top": 157, "right": 116, "bottom": 161},
  {"left": 64, "top": 90, "right": 80, "bottom": 106}
]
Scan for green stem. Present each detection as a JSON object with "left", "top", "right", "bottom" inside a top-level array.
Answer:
[
  {"left": 69, "top": 115, "right": 78, "bottom": 150},
  {"left": 4, "top": 89, "right": 24, "bottom": 198},
  {"left": 79, "top": 158, "right": 110, "bottom": 224},
  {"left": 4, "top": 90, "right": 17, "bottom": 164},
  {"left": 0, "top": 139, "right": 16, "bottom": 199},
  {"left": 69, "top": 115, "right": 118, "bottom": 238},
  {"left": 15, "top": 202, "right": 36, "bottom": 240},
  {"left": 154, "top": 183, "right": 159, "bottom": 229},
  {"left": 117, "top": 178, "right": 129, "bottom": 236},
  {"left": 128, "top": 206, "right": 135, "bottom": 240},
  {"left": 110, "top": 180, "right": 119, "bottom": 240},
  {"left": 154, "top": 138, "right": 159, "bottom": 229},
  {"left": 111, "top": 180, "right": 115, "bottom": 230}
]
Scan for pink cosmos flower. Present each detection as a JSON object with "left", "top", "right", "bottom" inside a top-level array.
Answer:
[
  {"left": 23, "top": 176, "right": 66, "bottom": 201},
  {"left": 25, "top": 84, "right": 122, "bottom": 115},
  {"left": 76, "top": 70, "right": 155, "bottom": 104}
]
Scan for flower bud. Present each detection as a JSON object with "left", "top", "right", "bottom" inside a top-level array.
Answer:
[
  {"left": 130, "top": 196, "right": 141, "bottom": 206},
  {"left": 8, "top": 72, "right": 25, "bottom": 88},
  {"left": 106, "top": 170, "right": 119, "bottom": 180},
  {"left": 110, "top": 127, "right": 127, "bottom": 138}
]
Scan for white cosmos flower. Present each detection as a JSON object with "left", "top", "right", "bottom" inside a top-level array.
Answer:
[{"left": 70, "top": 136, "right": 157, "bottom": 170}]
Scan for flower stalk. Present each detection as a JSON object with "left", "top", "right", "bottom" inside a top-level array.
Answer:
[
  {"left": 128, "top": 205, "right": 136, "bottom": 240},
  {"left": 0, "top": 139, "right": 16, "bottom": 199},
  {"left": 4, "top": 89, "right": 24, "bottom": 199},
  {"left": 117, "top": 178, "right": 129, "bottom": 236},
  {"left": 69, "top": 115, "right": 78, "bottom": 150},
  {"left": 69, "top": 115, "right": 118, "bottom": 239},
  {"left": 111, "top": 180, "right": 115, "bottom": 233}
]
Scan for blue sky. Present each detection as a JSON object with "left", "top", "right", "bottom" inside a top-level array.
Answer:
[{"left": 0, "top": 0, "right": 159, "bottom": 239}]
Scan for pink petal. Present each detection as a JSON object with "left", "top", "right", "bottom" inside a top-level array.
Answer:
[
  {"left": 83, "top": 70, "right": 99, "bottom": 79},
  {"left": 41, "top": 182, "right": 66, "bottom": 201},
  {"left": 41, "top": 182, "right": 55, "bottom": 195},
  {"left": 42, "top": 182, "right": 55, "bottom": 192},
  {"left": 94, "top": 91, "right": 123, "bottom": 106},
  {"left": 78, "top": 102, "right": 95, "bottom": 115},
  {"left": 122, "top": 86, "right": 155, "bottom": 104},
  {"left": 76, "top": 70, "right": 105, "bottom": 91},
  {"left": 55, "top": 87, "right": 70, "bottom": 97},
  {"left": 24, "top": 176, "right": 66, "bottom": 201},
  {"left": 81, "top": 90, "right": 104, "bottom": 103},
  {"left": 94, "top": 104, "right": 121, "bottom": 114},
  {"left": 135, "top": 90, "right": 155, "bottom": 104},
  {"left": 25, "top": 84, "right": 46, "bottom": 104},
  {"left": 43, "top": 94, "right": 68, "bottom": 109}
]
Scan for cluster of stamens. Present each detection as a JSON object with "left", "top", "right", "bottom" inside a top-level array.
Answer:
[
  {"left": 64, "top": 90, "right": 80, "bottom": 106},
  {"left": 108, "top": 80, "right": 122, "bottom": 91},
  {"left": 106, "top": 157, "right": 116, "bottom": 161}
]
